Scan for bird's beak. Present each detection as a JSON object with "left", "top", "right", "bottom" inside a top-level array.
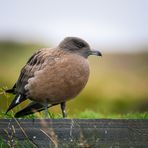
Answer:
[{"left": 89, "top": 50, "right": 102, "bottom": 56}]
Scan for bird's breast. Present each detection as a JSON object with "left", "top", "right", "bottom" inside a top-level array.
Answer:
[{"left": 25, "top": 54, "right": 90, "bottom": 104}]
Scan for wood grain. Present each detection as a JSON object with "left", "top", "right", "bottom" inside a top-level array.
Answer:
[{"left": 0, "top": 119, "right": 148, "bottom": 147}]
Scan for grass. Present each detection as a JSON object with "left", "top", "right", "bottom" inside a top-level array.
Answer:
[
  {"left": 0, "top": 137, "right": 7, "bottom": 148},
  {"left": 0, "top": 110, "right": 148, "bottom": 119},
  {"left": 76, "top": 110, "right": 148, "bottom": 119},
  {"left": 0, "top": 111, "right": 62, "bottom": 119},
  {"left": 0, "top": 135, "right": 37, "bottom": 148}
]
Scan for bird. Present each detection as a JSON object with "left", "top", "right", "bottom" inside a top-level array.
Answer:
[{"left": 5, "top": 37, "right": 102, "bottom": 118}]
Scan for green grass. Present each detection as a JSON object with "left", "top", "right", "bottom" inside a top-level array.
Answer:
[
  {"left": 75, "top": 110, "right": 148, "bottom": 119},
  {"left": 0, "top": 110, "right": 148, "bottom": 119},
  {"left": 0, "top": 111, "right": 62, "bottom": 119}
]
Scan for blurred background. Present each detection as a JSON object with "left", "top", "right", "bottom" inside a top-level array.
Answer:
[{"left": 0, "top": 0, "right": 148, "bottom": 116}]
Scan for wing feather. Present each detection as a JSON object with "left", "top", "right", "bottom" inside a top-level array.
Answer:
[
  {"left": 6, "top": 48, "right": 54, "bottom": 112},
  {"left": 16, "top": 49, "right": 52, "bottom": 94}
]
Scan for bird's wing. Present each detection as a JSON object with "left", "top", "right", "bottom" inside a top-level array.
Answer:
[
  {"left": 6, "top": 48, "right": 54, "bottom": 113},
  {"left": 16, "top": 50, "right": 45, "bottom": 92},
  {"left": 14, "top": 102, "right": 58, "bottom": 117}
]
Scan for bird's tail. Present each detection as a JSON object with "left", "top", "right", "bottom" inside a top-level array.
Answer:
[
  {"left": 6, "top": 94, "right": 26, "bottom": 114},
  {"left": 5, "top": 84, "right": 16, "bottom": 94},
  {"left": 5, "top": 88, "right": 14, "bottom": 94},
  {"left": 15, "top": 102, "right": 57, "bottom": 117}
]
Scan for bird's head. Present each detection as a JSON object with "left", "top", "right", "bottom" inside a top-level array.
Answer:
[{"left": 58, "top": 37, "right": 102, "bottom": 58}]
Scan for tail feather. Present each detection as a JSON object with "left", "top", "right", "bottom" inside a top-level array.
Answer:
[
  {"left": 5, "top": 84, "right": 16, "bottom": 94},
  {"left": 5, "top": 89, "right": 15, "bottom": 94},
  {"left": 6, "top": 94, "right": 26, "bottom": 114},
  {"left": 15, "top": 102, "right": 57, "bottom": 117}
]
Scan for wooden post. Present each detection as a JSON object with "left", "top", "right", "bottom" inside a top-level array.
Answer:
[{"left": 0, "top": 119, "right": 148, "bottom": 147}]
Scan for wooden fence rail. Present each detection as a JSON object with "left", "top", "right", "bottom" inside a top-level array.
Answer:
[{"left": 0, "top": 119, "right": 148, "bottom": 147}]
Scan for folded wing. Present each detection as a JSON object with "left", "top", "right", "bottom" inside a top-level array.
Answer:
[{"left": 6, "top": 49, "right": 53, "bottom": 113}]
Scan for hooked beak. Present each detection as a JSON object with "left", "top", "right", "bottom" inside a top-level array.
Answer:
[{"left": 89, "top": 49, "right": 102, "bottom": 56}]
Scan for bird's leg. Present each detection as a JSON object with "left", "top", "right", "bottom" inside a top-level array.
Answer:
[
  {"left": 61, "top": 102, "right": 67, "bottom": 118},
  {"left": 44, "top": 101, "right": 49, "bottom": 119}
]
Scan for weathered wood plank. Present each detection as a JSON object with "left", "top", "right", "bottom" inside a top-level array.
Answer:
[{"left": 0, "top": 119, "right": 148, "bottom": 147}]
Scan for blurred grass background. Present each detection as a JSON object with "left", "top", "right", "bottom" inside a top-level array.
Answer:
[{"left": 0, "top": 41, "right": 148, "bottom": 117}]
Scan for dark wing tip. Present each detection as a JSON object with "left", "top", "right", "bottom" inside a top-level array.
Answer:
[
  {"left": 15, "top": 102, "right": 57, "bottom": 118},
  {"left": 15, "top": 102, "right": 45, "bottom": 117},
  {"left": 15, "top": 110, "right": 27, "bottom": 118}
]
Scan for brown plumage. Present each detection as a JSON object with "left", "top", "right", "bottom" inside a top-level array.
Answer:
[{"left": 6, "top": 37, "right": 102, "bottom": 118}]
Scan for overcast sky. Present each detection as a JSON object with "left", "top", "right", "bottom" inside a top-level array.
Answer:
[{"left": 0, "top": 0, "right": 148, "bottom": 52}]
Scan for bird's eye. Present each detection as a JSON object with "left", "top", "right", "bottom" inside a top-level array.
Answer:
[{"left": 73, "top": 40, "right": 86, "bottom": 48}]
